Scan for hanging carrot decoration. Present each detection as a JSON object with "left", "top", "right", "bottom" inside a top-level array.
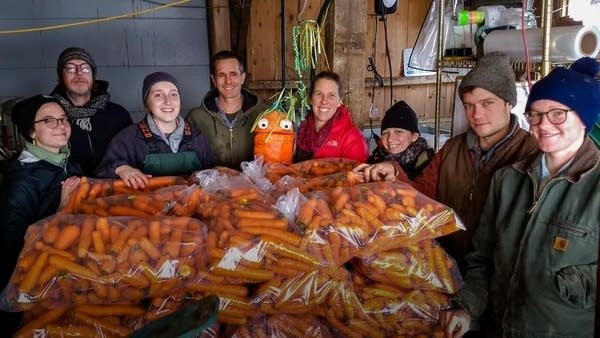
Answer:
[{"left": 253, "top": 110, "right": 295, "bottom": 164}]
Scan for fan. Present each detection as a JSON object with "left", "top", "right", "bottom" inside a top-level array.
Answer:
[{"left": 375, "top": 0, "right": 398, "bottom": 16}]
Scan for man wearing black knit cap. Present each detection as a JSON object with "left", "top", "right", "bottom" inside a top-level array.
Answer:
[
  {"left": 355, "top": 52, "right": 539, "bottom": 274},
  {"left": 50, "top": 47, "right": 132, "bottom": 176}
]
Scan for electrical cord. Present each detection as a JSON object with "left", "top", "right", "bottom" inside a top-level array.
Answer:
[{"left": 381, "top": 14, "right": 394, "bottom": 107}]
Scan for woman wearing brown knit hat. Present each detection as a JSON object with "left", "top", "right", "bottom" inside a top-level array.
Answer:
[{"left": 367, "top": 100, "right": 433, "bottom": 179}]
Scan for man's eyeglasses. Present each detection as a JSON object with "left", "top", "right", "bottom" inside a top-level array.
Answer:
[
  {"left": 524, "top": 108, "right": 571, "bottom": 126},
  {"left": 34, "top": 117, "right": 70, "bottom": 129},
  {"left": 63, "top": 63, "right": 92, "bottom": 74}
]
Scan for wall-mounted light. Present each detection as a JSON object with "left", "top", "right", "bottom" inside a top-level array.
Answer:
[{"left": 375, "top": 0, "right": 398, "bottom": 16}]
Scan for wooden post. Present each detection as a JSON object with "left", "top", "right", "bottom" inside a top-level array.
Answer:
[
  {"left": 329, "top": 0, "right": 367, "bottom": 127},
  {"left": 208, "top": 0, "right": 231, "bottom": 54}
]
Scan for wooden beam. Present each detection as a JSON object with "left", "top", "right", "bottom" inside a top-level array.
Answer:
[
  {"left": 208, "top": 0, "right": 231, "bottom": 54},
  {"left": 329, "top": 0, "right": 367, "bottom": 127}
]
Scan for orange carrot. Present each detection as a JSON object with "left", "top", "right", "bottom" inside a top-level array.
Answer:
[
  {"left": 164, "top": 228, "right": 182, "bottom": 258},
  {"left": 149, "top": 220, "right": 161, "bottom": 244},
  {"left": 76, "top": 304, "right": 145, "bottom": 317},
  {"left": 73, "top": 311, "right": 130, "bottom": 337},
  {"left": 48, "top": 254, "right": 98, "bottom": 279},
  {"left": 13, "top": 307, "right": 69, "bottom": 338},
  {"left": 77, "top": 218, "right": 95, "bottom": 258},
  {"left": 107, "top": 206, "right": 150, "bottom": 217},
  {"left": 91, "top": 230, "right": 106, "bottom": 254},
  {"left": 19, "top": 251, "right": 49, "bottom": 293},
  {"left": 144, "top": 176, "right": 178, "bottom": 190},
  {"left": 53, "top": 224, "right": 80, "bottom": 250},
  {"left": 110, "top": 224, "right": 121, "bottom": 244},
  {"left": 34, "top": 241, "right": 76, "bottom": 261},
  {"left": 333, "top": 192, "right": 351, "bottom": 211},
  {"left": 138, "top": 237, "right": 161, "bottom": 260},
  {"left": 237, "top": 217, "right": 288, "bottom": 229},
  {"left": 42, "top": 223, "right": 60, "bottom": 244},
  {"left": 233, "top": 209, "right": 278, "bottom": 219},
  {"left": 95, "top": 217, "right": 110, "bottom": 242}
]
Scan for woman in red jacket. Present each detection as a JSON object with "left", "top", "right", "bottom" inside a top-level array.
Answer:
[{"left": 294, "top": 71, "right": 368, "bottom": 163}]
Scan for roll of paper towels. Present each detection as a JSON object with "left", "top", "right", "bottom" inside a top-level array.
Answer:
[{"left": 483, "top": 26, "right": 600, "bottom": 62}]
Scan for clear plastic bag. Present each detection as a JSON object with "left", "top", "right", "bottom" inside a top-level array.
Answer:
[
  {"left": 1, "top": 213, "right": 208, "bottom": 312},
  {"left": 232, "top": 313, "right": 333, "bottom": 338}
]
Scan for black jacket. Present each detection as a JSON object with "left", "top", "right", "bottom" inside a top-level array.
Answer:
[
  {"left": 0, "top": 157, "right": 81, "bottom": 291},
  {"left": 51, "top": 80, "right": 132, "bottom": 176}
]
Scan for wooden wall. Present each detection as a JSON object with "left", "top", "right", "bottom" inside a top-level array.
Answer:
[{"left": 243, "top": 0, "right": 456, "bottom": 130}]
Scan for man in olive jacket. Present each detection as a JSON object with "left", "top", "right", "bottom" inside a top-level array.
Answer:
[{"left": 186, "top": 50, "right": 267, "bottom": 170}]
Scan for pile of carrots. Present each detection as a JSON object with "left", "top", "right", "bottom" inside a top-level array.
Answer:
[{"left": 3, "top": 160, "right": 466, "bottom": 337}]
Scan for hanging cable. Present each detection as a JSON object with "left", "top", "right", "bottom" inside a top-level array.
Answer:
[
  {"left": 367, "top": 16, "right": 383, "bottom": 144},
  {"left": 281, "top": 0, "right": 288, "bottom": 91},
  {"left": 381, "top": 14, "right": 394, "bottom": 107}
]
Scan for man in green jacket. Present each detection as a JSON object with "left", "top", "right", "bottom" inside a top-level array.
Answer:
[{"left": 186, "top": 50, "right": 267, "bottom": 169}]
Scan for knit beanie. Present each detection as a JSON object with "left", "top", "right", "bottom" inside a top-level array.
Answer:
[
  {"left": 56, "top": 47, "right": 97, "bottom": 79},
  {"left": 459, "top": 52, "right": 517, "bottom": 106},
  {"left": 11, "top": 95, "right": 63, "bottom": 142},
  {"left": 381, "top": 100, "right": 420, "bottom": 134},
  {"left": 525, "top": 57, "right": 600, "bottom": 132},
  {"left": 142, "top": 72, "right": 181, "bottom": 106}
]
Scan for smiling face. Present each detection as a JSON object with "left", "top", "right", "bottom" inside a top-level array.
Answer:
[
  {"left": 61, "top": 59, "right": 93, "bottom": 100},
  {"left": 211, "top": 58, "right": 246, "bottom": 100},
  {"left": 146, "top": 81, "right": 181, "bottom": 124},
  {"left": 310, "top": 78, "right": 342, "bottom": 131},
  {"left": 381, "top": 127, "right": 419, "bottom": 154},
  {"left": 529, "top": 99, "right": 586, "bottom": 158},
  {"left": 31, "top": 102, "right": 71, "bottom": 153},
  {"left": 461, "top": 87, "right": 512, "bottom": 149}
]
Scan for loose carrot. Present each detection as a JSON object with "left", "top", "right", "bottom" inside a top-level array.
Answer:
[
  {"left": 91, "top": 230, "right": 106, "bottom": 254},
  {"left": 48, "top": 254, "right": 98, "bottom": 279},
  {"left": 13, "top": 307, "right": 69, "bottom": 338},
  {"left": 42, "top": 223, "right": 60, "bottom": 244},
  {"left": 149, "top": 220, "right": 161, "bottom": 244},
  {"left": 138, "top": 237, "right": 161, "bottom": 261},
  {"left": 73, "top": 311, "right": 130, "bottom": 337},
  {"left": 233, "top": 209, "right": 279, "bottom": 219},
  {"left": 19, "top": 251, "right": 48, "bottom": 293},
  {"left": 144, "top": 176, "right": 178, "bottom": 190},
  {"left": 107, "top": 206, "right": 150, "bottom": 217},
  {"left": 237, "top": 218, "right": 288, "bottom": 229},
  {"left": 76, "top": 304, "right": 145, "bottom": 317},
  {"left": 95, "top": 217, "right": 111, "bottom": 242},
  {"left": 34, "top": 241, "right": 76, "bottom": 261}
]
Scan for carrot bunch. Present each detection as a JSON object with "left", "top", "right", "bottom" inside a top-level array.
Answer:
[
  {"left": 232, "top": 313, "right": 333, "bottom": 338},
  {"left": 12, "top": 303, "right": 146, "bottom": 338},
  {"left": 4, "top": 213, "right": 208, "bottom": 312},
  {"left": 71, "top": 185, "right": 201, "bottom": 217},
  {"left": 294, "top": 181, "right": 464, "bottom": 266},
  {"left": 62, "top": 176, "right": 189, "bottom": 213},
  {"left": 351, "top": 240, "right": 463, "bottom": 294}
]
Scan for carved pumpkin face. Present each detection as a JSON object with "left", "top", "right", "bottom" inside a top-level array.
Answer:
[{"left": 254, "top": 110, "right": 295, "bottom": 164}]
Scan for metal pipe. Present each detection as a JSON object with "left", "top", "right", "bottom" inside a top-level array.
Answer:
[
  {"left": 541, "top": 0, "right": 552, "bottom": 76},
  {"left": 434, "top": 0, "right": 445, "bottom": 151}
]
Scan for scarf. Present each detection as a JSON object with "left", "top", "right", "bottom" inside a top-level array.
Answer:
[
  {"left": 296, "top": 109, "right": 341, "bottom": 152},
  {"left": 20, "top": 141, "right": 70, "bottom": 167},
  {"left": 147, "top": 115, "right": 185, "bottom": 153},
  {"left": 52, "top": 87, "right": 110, "bottom": 132}
]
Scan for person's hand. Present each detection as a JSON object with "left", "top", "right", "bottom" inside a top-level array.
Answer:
[
  {"left": 60, "top": 176, "right": 81, "bottom": 206},
  {"left": 352, "top": 162, "right": 397, "bottom": 182},
  {"left": 115, "top": 165, "right": 151, "bottom": 190},
  {"left": 440, "top": 308, "right": 471, "bottom": 338}
]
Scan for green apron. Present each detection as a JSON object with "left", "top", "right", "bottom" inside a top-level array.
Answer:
[{"left": 138, "top": 119, "right": 202, "bottom": 176}]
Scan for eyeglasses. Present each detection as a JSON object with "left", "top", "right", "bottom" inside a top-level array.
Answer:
[
  {"left": 63, "top": 63, "right": 92, "bottom": 74},
  {"left": 524, "top": 108, "right": 571, "bottom": 126},
  {"left": 34, "top": 117, "right": 70, "bottom": 129}
]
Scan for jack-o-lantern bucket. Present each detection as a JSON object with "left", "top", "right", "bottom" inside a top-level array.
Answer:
[{"left": 253, "top": 110, "right": 295, "bottom": 164}]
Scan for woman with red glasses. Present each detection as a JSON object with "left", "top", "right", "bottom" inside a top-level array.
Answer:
[
  {"left": 441, "top": 57, "right": 600, "bottom": 337},
  {"left": 0, "top": 95, "right": 82, "bottom": 335}
]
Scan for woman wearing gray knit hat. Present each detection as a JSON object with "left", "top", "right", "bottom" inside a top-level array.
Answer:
[
  {"left": 96, "top": 72, "right": 215, "bottom": 189},
  {"left": 442, "top": 57, "right": 600, "bottom": 338},
  {"left": 367, "top": 100, "right": 433, "bottom": 179}
]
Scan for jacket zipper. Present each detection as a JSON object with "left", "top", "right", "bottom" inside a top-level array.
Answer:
[{"left": 228, "top": 128, "right": 233, "bottom": 150}]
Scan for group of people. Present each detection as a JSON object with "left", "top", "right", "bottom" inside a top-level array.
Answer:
[
  {"left": 0, "top": 44, "right": 599, "bottom": 337},
  {"left": 356, "top": 52, "right": 600, "bottom": 338}
]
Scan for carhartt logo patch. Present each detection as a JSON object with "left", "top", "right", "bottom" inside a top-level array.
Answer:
[
  {"left": 553, "top": 236, "right": 569, "bottom": 251},
  {"left": 327, "top": 140, "right": 338, "bottom": 147}
]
